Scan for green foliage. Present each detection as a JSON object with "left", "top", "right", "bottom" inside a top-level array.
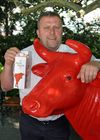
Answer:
[
  {"left": 6, "top": 89, "right": 19, "bottom": 97},
  {"left": 0, "top": 62, "right": 3, "bottom": 73},
  {"left": 63, "top": 19, "right": 100, "bottom": 58}
]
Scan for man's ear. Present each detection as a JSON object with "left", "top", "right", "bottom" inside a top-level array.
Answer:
[{"left": 36, "top": 29, "right": 39, "bottom": 38}]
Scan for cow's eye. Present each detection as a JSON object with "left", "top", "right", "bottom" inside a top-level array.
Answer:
[{"left": 66, "top": 76, "right": 72, "bottom": 80}]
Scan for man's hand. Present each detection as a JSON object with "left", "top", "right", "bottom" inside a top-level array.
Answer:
[
  {"left": 1, "top": 47, "right": 20, "bottom": 91},
  {"left": 4, "top": 47, "right": 20, "bottom": 67},
  {"left": 77, "top": 61, "right": 100, "bottom": 83}
]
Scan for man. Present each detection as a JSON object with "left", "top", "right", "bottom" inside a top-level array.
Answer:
[{"left": 1, "top": 11, "right": 100, "bottom": 140}]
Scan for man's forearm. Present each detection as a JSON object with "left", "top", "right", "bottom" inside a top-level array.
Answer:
[
  {"left": 92, "top": 59, "right": 100, "bottom": 70},
  {"left": 1, "top": 65, "right": 14, "bottom": 91}
]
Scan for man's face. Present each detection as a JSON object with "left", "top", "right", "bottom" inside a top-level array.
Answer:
[{"left": 37, "top": 16, "right": 63, "bottom": 51}]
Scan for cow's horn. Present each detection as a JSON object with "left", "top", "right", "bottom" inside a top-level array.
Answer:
[{"left": 66, "top": 39, "right": 92, "bottom": 63}]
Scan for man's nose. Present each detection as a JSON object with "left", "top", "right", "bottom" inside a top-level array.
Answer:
[{"left": 50, "top": 27, "right": 55, "bottom": 35}]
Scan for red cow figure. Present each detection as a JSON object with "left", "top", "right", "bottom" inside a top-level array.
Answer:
[{"left": 22, "top": 38, "right": 100, "bottom": 140}]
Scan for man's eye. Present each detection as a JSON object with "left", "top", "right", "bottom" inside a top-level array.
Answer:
[
  {"left": 55, "top": 26, "right": 60, "bottom": 29},
  {"left": 44, "top": 27, "right": 49, "bottom": 30}
]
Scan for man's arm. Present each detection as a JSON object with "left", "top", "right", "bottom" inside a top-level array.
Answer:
[
  {"left": 1, "top": 47, "right": 20, "bottom": 91},
  {"left": 77, "top": 60, "right": 100, "bottom": 83}
]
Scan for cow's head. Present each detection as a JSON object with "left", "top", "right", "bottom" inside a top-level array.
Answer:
[{"left": 22, "top": 38, "right": 92, "bottom": 117}]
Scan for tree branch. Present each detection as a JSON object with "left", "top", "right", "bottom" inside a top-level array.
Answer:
[
  {"left": 83, "top": 0, "right": 100, "bottom": 15},
  {"left": 21, "top": 0, "right": 82, "bottom": 15},
  {"left": 12, "top": 0, "right": 100, "bottom": 18},
  {"left": 10, "top": 0, "right": 24, "bottom": 9}
]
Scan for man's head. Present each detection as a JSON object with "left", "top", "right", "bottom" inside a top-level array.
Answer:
[{"left": 37, "top": 11, "right": 63, "bottom": 51}]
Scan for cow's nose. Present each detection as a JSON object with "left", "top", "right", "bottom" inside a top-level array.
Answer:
[{"left": 30, "top": 100, "right": 40, "bottom": 113}]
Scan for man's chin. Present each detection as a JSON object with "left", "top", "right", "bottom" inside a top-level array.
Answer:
[{"left": 47, "top": 45, "right": 58, "bottom": 51}]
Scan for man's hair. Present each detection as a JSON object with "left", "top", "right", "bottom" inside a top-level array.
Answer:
[{"left": 37, "top": 11, "right": 63, "bottom": 28}]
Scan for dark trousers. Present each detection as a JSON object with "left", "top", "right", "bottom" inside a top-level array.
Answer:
[{"left": 19, "top": 111, "right": 70, "bottom": 140}]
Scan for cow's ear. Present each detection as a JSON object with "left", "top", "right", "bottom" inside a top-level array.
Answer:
[{"left": 32, "top": 63, "right": 49, "bottom": 77}]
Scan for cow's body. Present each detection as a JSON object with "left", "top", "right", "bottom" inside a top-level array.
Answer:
[
  {"left": 22, "top": 39, "right": 100, "bottom": 140},
  {"left": 65, "top": 77, "right": 100, "bottom": 140}
]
